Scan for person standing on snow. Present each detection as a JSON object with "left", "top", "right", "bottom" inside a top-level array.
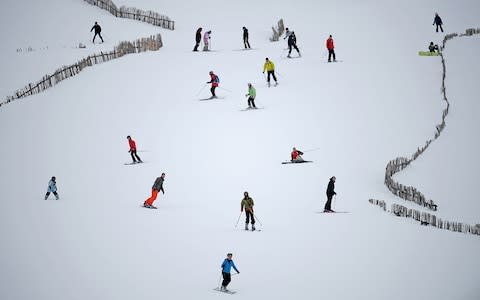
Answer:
[
  {"left": 245, "top": 83, "right": 256, "bottom": 108},
  {"left": 433, "top": 13, "right": 444, "bottom": 33},
  {"left": 90, "top": 21, "right": 104, "bottom": 43},
  {"left": 324, "top": 176, "right": 337, "bottom": 212},
  {"left": 287, "top": 31, "right": 301, "bottom": 58},
  {"left": 291, "top": 147, "right": 304, "bottom": 162},
  {"left": 263, "top": 58, "right": 278, "bottom": 87},
  {"left": 193, "top": 27, "right": 202, "bottom": 51},
  {"left": 203, "top": 30, "right": 212, "bottom": 51},
  {"left": 326, "top": 35, "right": 336, "bottom": 62},
  {"left": 220, "top": 253, "right": 240, "bottom": 292},
  {"left": 242, "top": 27, "right": 251, "bottom": 49},
  {"left": 143, "top": 173, "right": 165, "bottom": 209},
  {"left": 241, "top": 191, "right": 255, "bottom": 231},
  {"left": 206, "top": 71, "right": 220, "bottom": 98},
  {"left": 45, "top": 176, "right": 59, "bottom": 200},
  {"left": 127, "top": 135, "right": 142, "bottom": 164}
]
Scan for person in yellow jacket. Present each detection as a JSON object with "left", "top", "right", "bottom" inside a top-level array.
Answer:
[{"left": 262, "top": 57, "right": 278, "bottom": 87}]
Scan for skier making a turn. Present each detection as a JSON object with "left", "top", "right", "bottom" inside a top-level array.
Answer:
[
  {"left": 220, "top": 253, "right": 240, "bottom": 292},
  {"left": 206, "top": 71, "right": 220, "bottom": 99},
  {"left": 241, "top": 191, "right": 256, "bottom": 231},
  {"left": 44, "top": 176, "right": 59, "bottom": 200},
  {"left": 263, "top": 58, "right": 278, "bottom": 87},
  {"left": 143, "top": 173, "right": 165, "bottom": 209}
]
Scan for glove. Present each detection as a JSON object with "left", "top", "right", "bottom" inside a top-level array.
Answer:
[
  {"left": 262, "top": 71, "right": 265, "bottom": 74},
  {"left": 206, "top": 81, "right": 209, "bottom": 84}
]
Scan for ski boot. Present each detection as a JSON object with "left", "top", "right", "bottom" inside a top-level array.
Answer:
[
  {"left": 245, "top": 223, "right": 249, "bottom": 231},
  {"left": 252, "top": 224, "right": 256, "bottom": 231}
]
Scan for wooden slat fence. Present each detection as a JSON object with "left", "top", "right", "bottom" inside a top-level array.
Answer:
[
  {"left": 1, "top": 34, "right": 162, "bottom": 107},
  {"left": 84, "top": 0, "right": 174, "bottom": 30}
]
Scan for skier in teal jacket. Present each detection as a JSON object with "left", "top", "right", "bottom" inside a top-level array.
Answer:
[{"left": 220, "top": 253, "right": 240, "bottom": 291}]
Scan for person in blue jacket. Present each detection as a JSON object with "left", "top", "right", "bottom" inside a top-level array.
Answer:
[
  {"left": 220, "top": 253, "right": 240, "bottom": 291},
  {"left": 44, "top": 176, "right": 59, "bottom": 200}
]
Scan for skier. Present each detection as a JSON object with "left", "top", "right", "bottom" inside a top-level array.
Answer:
[
  {"left": 220, "top": 253, "right": 240, "bottom": 292},
  {"left": 428, "top": 42, "right": 439, "bottom": 53},
  {"left": 241, "top": 191, "right": 255, "bottom": 231},
  {"left": 262, "top": 58, "right": 278, "bottom": 87},
  {"left": 143, "top": 173, "right": 165, "bottom": 209},
  {"left": 326, "top": 35, "right": 336, "bottom": 62},
  {"left": 90, "top": 21, "right": 104, "bottom": 43},
  {"left": 193, "top": 27, "right": 202, "bottom": 51},
  {"left": 433, "top": 13, "right": 444, "bottom": 33},
  {"left": 291, "top": 147, "right": 304, "bottom": 162},
  {"left": 44, "top": 176, "right": 59, "bottom": 200},
  {"left": 206, "top": 71, "right": 219, "bottom": 99},
  {"left": 127, "top": 135, "right": 142, "bottom": 163},
  {"left": 324, "top": 176, "right": 337, "bottom": 212},
  {"left": 203, "top": 30, "right": 211, "bottom": 51},
  {"left": 242, "top": 27, "right": 251, "bottom": 49},
  {"left": 245, "top": 83, "right": 256, "bottom": 109},
  {"left": 287, "top": 31, "right": 301, "bottom": 58}
]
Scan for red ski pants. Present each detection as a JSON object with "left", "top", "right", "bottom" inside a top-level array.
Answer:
[{"left": 145, "top": 189, "right": 159, "bottom": 206}]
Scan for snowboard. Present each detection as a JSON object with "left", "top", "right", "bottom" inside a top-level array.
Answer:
[
  {"left": 141, "top": 204, "right": 157, "bottom": 209},
  {"left": 418, "top": 51, "right": 439, "bottom": 56},
  {"left": 213, "top": 288, "right": 236, "bottom": 294},
  {"left": 281, "top": 160, "right": 313, "bottom": 164}
]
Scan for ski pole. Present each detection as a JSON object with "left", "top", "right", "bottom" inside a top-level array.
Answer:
[
  {"left": 235, "top": 211, "right": 243, "bottom": 228},
  {"left": 219, "top": 86, "right": 232, "bottom": 93},
  {"left": 254, "top": 214, "right": 263, "bottom": 226},
  {"left": 196, "top": 83, "right": 208, "bottom": 96},
  {"left": 217, "top": 273, "right": 223, "bottom": 288},
  {"left": 303, "top": 147, "right": 321, "bottom": 153}
]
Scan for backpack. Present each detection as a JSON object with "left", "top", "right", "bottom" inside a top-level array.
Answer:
[{"left": 214, "top": 75, "right": 220, "bottom": 83}]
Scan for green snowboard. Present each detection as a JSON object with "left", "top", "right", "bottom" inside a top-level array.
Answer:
[{"left": 418, "top": 51, "right": 439, "bottom": 56}]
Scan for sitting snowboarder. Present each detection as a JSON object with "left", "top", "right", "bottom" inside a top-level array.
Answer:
[
  {"left": 428, "top": 42, "right": 439, "bottom": 53},
  {"left": 291, "top": 147, "right": 304, "bottom": 162}
]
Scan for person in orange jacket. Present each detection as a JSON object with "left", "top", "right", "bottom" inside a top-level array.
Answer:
[
  {"left": 143, "top": 173, "right": 165, "bottom": 209},
  {"left": 127, "top": 135, "right": 142, "bottom": 163},
  {"left": 326, "top": 35, "right": 336, "bottom": 62}
]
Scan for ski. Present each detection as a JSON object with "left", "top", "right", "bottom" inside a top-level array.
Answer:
[
  {"left": 213, "top": 288, "right": 236, "bottom": 294},
  {"left": 281, "top": 161, "right": 313, "bottom": 164},
  {"left": 124, "top": 161, "right": 145, "bottom": 165},
  {"left": 141, "top": 204, "right": 157, "bottom": 209},
  {"left": 199, "top": 96, "right": 225, "bottom": 101},
  {"left": 316, "top": 211, "right": 349, "bottom": 214},
  {"left": 240, "top": 107, "right": 264, "bottom": 111}
]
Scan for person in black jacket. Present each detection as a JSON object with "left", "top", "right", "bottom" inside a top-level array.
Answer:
[
  {"left": 90, "top": 22, "right": 104, "bottom": 43},
  {"left": 324, "top": 176, "right": 336, "bottom": 212},
  {"left": 287, "top": 32, "right": 301, "bottom": 58},
  {"left": 193, "top": 27, "right": 202, "bottom": 51},
  {"left": 433, "top": 13, "right": 443, "bottom": 33},
  {"left": 242, "top": 27, "right": 251, "bottom": 49}
]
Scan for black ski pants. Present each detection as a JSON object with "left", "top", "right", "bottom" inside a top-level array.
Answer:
[
  {"left": 324, "top": 194, "right": 333, "bottom": 211},
  {"left": 247, "top": 97, "right": 256, "bottom": 108},
  {"left": 222, "top": 272, "right": 231, "bottom": 287},
  {"left": 266, "top": 71, "right": 277, "bottom": 83},
  {"left": 436, "top": 24, "right": 444, "bottom": 33},
  {"left": 288, "top": 43, "right": 300, "bottom": 55},
  {"left": 328, "top": 49, "right": 336, "bottom": 62},
  {"left": 244, "top": 36, "right": 251, "bottom": 49},
  {"left": 45, "top": 191, "right": 59, "bottom": 199},
  {"left": 130, "top": 150, "right": 142, "bottom": 162},
  {"left": 93, "top": 32, "right": 104, "bottom": 43},
  {"left": 210, "top": 86, "right": 217, "bottom": 97},
  {"left": 245, "top": 210, "right": 255, "bottom": 224}
]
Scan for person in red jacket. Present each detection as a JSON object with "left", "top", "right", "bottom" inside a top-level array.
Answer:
[
  {"left": 127, "top": 135, "right": 142, "bottom": 163},
  {"left": 206, "top": 71, "right": 220, "bottom": 98},
  {"left": 326, "top": 35, "right": 336, "bottom": 62},
  {"left": 291, "top": 147, "right": 304, "bottom": 162}
]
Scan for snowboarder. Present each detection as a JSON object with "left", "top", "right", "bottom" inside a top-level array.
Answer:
[
  {"left": 324, "top": 176, "right": 337, "bottom": 212},
  {"left": 245, "top": 83, "right": 256, "bottom": 108},
  {"left": 241, "top": 191, "right": 255, "bottom": 231},
  {"left": 242, "top": 26, "right": 251, "bottom": 49},
  {"left": 143, "top": 173, "right": 165, "bottom": 208},
  {"left": 263, "top": 58, "right": 278, "bottom": 87},
  {"left": 44, "top": 176, "right": 59, "bottom": 200},
  {"left": 203, "top": 30, "right": 211, "bottom": 51},
  {"left": 193, "top": 27, "right": 202, "bottom": 51},
  {"left": 433, "top": 13, "right": 444, "bottom": 33},
  {"left": 428, "top": 42, "right": 439, "bottom": 53},
  {"left": 326, "top": 35, "right": 336, "bottom": 62},
  {"left": 127, "top": 135, "right": 142, "bottom": 163},
  {"left": 206, "top": 71, "right": 220, "bottom": 98},
  {"left": 90, "top": 22, "right": 104, "bottom": 43},
  {"left": 287, "top": 31, "right": 301, "bottom": 58},
  {"left": 220, "top": 253, "right": 240, "bottom": 292},
  {"left": 291, "top": 147, "right": 304, "bottom": 162}
]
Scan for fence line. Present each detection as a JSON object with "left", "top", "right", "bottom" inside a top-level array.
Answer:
[
  {"left": 0, "top": 34, "right": 162, "bottom": 107},
  {"left": 369, "top": 199, "right": 480, "bottom": 236},
  {"left": 372, "top": 27, "right": 480, "bottom": 236},
  {"left": 84, "top": 0, "right": 174, "bottom": 30}
]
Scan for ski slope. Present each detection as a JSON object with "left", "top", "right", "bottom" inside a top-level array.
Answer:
[{"left": 0, "top": 0, "right": 479, "bottom": 300}]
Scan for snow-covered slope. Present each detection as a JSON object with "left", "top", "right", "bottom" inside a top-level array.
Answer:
[{"left": 0, "top": 1, "right": 479, "bottom": 300}]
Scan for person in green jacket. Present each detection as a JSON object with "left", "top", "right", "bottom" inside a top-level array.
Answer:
[
  {"left": 241, "top": 191, "right": 255, "bottom": 231},
  {"left": 245, "top": 83, "right": 257, "bottom": 109}
]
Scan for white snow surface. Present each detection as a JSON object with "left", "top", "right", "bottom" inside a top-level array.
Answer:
[{"left": 0, "top": 0, "right": 479, "bottom": 299}]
